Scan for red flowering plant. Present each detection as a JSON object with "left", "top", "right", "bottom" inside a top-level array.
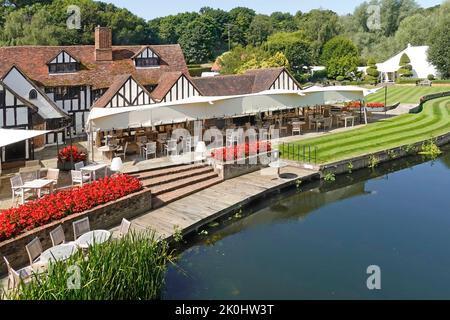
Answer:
[
  {"left": 211, "top": 141, "right": 272, "bottom": 162},
  {"left": 0, "top": 174, "right": 142, "bottom": 242},
  {"left": 346, "top": 101, "right": 362, "bottom": 108},
  {"left": 366, "top": 103, "right": 385, "bottom": 108},
  {"left": 58, "top": 145, "right": 87, "bottom": 163}
]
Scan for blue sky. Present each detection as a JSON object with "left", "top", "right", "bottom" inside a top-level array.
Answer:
[{"left": 107, "top": 0, "right": 444, "bottom": 20}]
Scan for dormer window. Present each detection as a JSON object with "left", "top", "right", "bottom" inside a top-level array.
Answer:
[
  {"left": 135, "top": 57, "right": 159, "bottom": 67},
  {"left": 48, "top": 50, "right": 80, "bottom": 74},
  {"left": 29, "top": 89, "right": 37, "bottom": 100},
  {"left": 133, "top": 47, "right": 160, "bottom": 68}
]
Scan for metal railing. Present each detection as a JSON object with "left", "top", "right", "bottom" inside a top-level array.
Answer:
[{"left": 280, "top": 142, "right": 318, "bottom": 164}]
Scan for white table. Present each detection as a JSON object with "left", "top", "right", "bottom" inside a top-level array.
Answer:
[
  {"left": 342, "top": 116, "right": 355, "bottom": 128},
  {"left": 269, "top": 160, "right": 288, "bottom": 176},
  {"left": 98, "top": 145, "right": 118, "bottom": 161},
  {"left": 40, "top": 243, "right": 78, "bottom": 263},
  {"left": 75, "top": 230, "right": 111, "bottom": 248},
  {"left": 19, "top": 179, "right": 54, "bottom": 204},
  {"left": 81, "top": 163, "right": 108, "bottom": 181}
]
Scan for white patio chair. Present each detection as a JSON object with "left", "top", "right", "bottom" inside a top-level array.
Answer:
[
  {"left": 115, "top": 142, "right": 128, "bottom": 160},
  {"left": 10, "top": 175, "right": 33, "bottom": 205},
  {"left": 226, "top": 131, "right": 237, "bottom": 147},
  {"left": 71, "top": 170, "right": 91, "bottom": 187},
  {"left": 74, "top": 161, "right": 85, "bottom": 171},
  {"left": 164, "top": 139, "right": 177, "bottom": 156},
  {"left": 157, "top": 133, "right": 167, "bottom": 142},
  {"left": 46, "top": 168, "right": 60, "bottom": 185},
  {"left": 308, "top": 115, "right": 316, "bottom": 130},
  {"left": 49, "top": 225, "right": 70, "bottom": 247},
  {"left": 3, "top": 256, "right": 33, "bottom": 290},
  {"left": 74, "top": 161, "right": 92, "bottom": 181},
  {"left": 292, "top": 122, "right": 302, "bottom": 136},
  {"left": 143, "top": 142, "right": 157, "bottom": 159},
  {"left": 73, "top": 217, "right": 90, "bottom": 240},
  {"left": 113, "top": 218, "right": 131, "bottom": 239},
  {"left": 25, "top": 237, "right": 42, "bottom": 266},
  {"left": 25, "top": 160, "right": 40, "bottom": 168},
  {"left": 20, "top": 170, "right": 38, "bottom": 183},
  {"left": 316, "top": 117, "right": 333, "bottom": 131}
]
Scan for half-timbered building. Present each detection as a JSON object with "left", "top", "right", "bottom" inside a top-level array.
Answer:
[
  {"left": 0, "top": 80, "right": 50, "bottom": 162},
  {"left": 92, "top": 74, "right": 154, "bottom": 108},
  {"left": 191, "top": 67, "right": 301, "bottom": 96},
  {"left": 0, "top": 27, "right": 190, "bottom": 138}
]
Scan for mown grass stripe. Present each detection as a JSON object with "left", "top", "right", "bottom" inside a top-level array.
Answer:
[{"left": 285, "top": 97, "right": 450, "bottom": 164}]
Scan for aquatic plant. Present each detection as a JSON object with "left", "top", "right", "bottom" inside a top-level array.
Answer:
[{"left": 7, "top": 231, "right": 173, "bottom": 300}]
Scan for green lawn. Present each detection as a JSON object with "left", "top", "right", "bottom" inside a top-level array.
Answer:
[
  {"left": 283, "top": 96, "right": 450, "bottom": 164},
  {"left": 366, "top": 86, "right": 450, "bottom": 106}
]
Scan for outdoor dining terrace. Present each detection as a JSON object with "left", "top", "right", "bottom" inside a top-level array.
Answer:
[{"left": 92, "top": 104, "right": 366, "bottom": 163}]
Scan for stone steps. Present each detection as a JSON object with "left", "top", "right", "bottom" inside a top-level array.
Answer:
[
  {"left": 133, "top": 162, "right": 222, "bottom": 209},
  {"left": 150, "top": 171, "right": 220, "bottom": 196},
  {"left": 141, "top": 166, "right": 215, "bottom": 188},
  {"left": 152, "top": 176, "right": 224, "bottom": 209},
  {"left": 131, "top": 163, "right": 206, "bottom": 181}
]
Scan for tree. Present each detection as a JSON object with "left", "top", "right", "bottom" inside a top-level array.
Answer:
[
  {"left": 246, "top": 14, "right": 273, "bottom": 46},
  {"left": 266, "top": 31, "right": 313, "bottom": 78},
  {"left": 320, "top": 36, "right": 359, "bottom": 65},
  {"left": 178, "top": 15, "right": 217, "bottom": 64},
  {"left": 398, "top": 53, "right": 413, "bottom": 77},
  {"left": 228, "top": 7, "right": 256, "bottom": 47},
  {"left": 270, "top": 12, "right": 297, "bottom": 32},
  {"left": 428, "top": 15, "right": 450, "bottom": 78},
  {"left": 296, "top": 9, "right": 341, "bottom": 62},
  {"left": 394, "top": 13, "right": 434, "bottom": 48},
  {"left": 236, "top": 51, "right": 289, "bottom": 74},
  {"left": 216, "top": 45, "right": 262, "bottom": 74},
  {"left": 327, "top": 55, "right": 359, "bottom": 79},
  {"left": 321, "top": 36, "right": 360, "bottom": 79}
]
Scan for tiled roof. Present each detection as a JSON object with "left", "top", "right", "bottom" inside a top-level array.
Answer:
[
  {"left": 150, "top": 71, "right": 184, "bottom": 101},
  {"left": 2, "top": 65, "right": 68, "bottom": 119},
  {"left": 91, "top": 74, "right": 131, "bottom": 108},
  {"left": 191, "top": 67, "right": 287, "bottom": 96},
  {"left": 0, "top": 44, "right": 188, "bottom": 90}
]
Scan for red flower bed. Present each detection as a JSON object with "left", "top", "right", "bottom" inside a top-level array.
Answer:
[
  {"left": 367, "top": 103, "right": 385, "bottom": 108},
  {"left": 346, "top": 101, "right": 362, "bottom": 108},
  {"left": 0, "top": 174, "right": 142, "bottom": 242},
  {"left": 58, "top": 145, "right": 87, "bottom": 163},
  {"left": 211, "top": 141, "right": 272, "bottom": 162}
]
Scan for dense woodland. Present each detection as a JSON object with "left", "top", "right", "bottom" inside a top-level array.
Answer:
[{"left": 1, "top": 0, "right": 450, "bottom": 80}]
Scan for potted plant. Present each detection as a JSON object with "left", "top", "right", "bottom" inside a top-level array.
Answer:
[{"left": 57, "top": 145, "right": 87, "bottom": 171}]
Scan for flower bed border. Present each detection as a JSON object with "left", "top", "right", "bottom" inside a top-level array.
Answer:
[{"left": 0, "top": 188, "right": 152, "bottom": 276}]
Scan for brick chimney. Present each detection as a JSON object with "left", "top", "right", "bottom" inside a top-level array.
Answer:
[{"left": 95, "top": 26, "right": 112, "bottom": 62}]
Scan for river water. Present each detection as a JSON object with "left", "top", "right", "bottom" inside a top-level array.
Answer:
[{"left": 164, "top": 147, "right": 450, "bottom": 299}]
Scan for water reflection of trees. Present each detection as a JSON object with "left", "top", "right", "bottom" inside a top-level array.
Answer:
[{"left": 195, "top": 148, "right": 450, "bottom": 246}]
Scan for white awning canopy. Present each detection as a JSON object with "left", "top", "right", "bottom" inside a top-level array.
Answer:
[
  {"left": 0, "top": 128, "right": 51, "bottom": 148},
  {"left": 87, "top": 87, "right": 365, "bottom": 132}
]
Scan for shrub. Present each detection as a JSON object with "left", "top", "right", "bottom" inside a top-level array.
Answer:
[
  {"left": 188, "top": 66, "right": 212, "bottom": 77},
  {"left": 419, "top": 139, "right": 442, "bottom": 158},
  {"left": 0, "top": 174, "right": 142, "bottom": 241},
  {"left": 336, "top": 75, "right": 345, "bottom": 82},
  {"left": 323, "top": 172, "right": 336, "bottom": 182},
  {"left": 6, "top": 231, "right": 173, "bottom": 300},
  {"left": 428, "top": 74, "right": 435, "bottom": 80}
]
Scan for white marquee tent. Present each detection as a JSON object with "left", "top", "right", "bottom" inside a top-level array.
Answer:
[
  {"left": 87, "top": 87, "right": 366, "bottom": 132},
  {"left": 0, "top": 128, "right": 51, "bottom": 148},
  {"left": 376, "top": 44, "right": 438, "bottom": 82}
]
